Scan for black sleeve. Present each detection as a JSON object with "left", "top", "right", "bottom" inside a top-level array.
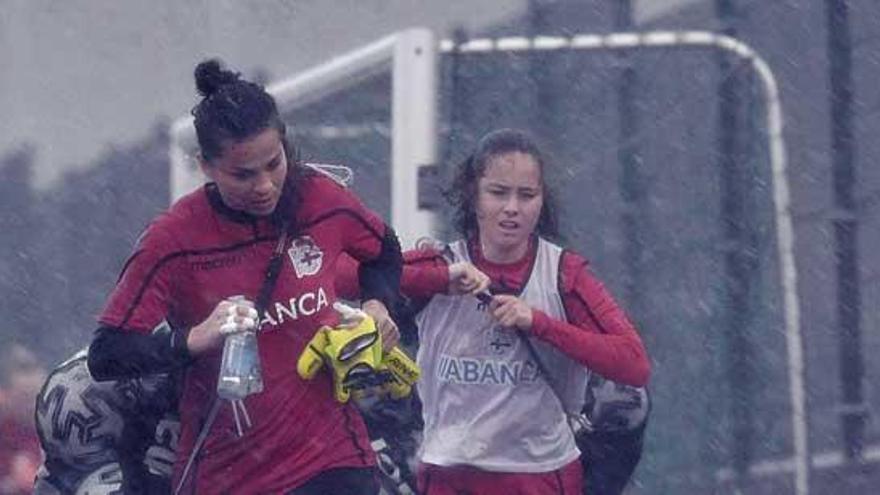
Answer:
[
  {"left": 389, "top": 296, "right": 420, "bottom": 347},
  {"left": 358, "top": 225, "right": 403, "bottom": 309},
  {"left": 88, "top": 323, "right": 192, "bottom": 381}
]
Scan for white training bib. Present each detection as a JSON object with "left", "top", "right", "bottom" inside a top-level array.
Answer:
[{"left": 416, "top": 238, "right": 590, "bottom": 472}]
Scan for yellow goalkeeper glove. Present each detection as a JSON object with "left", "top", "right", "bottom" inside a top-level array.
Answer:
[{"left": 297, "top": 302, "right": 420, "bottom": 402}]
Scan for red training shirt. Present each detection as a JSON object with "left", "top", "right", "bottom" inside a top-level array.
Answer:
[{"left": 100, "top": 174, "right": 389, "bottom": 493}]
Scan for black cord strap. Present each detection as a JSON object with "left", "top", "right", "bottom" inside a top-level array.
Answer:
[{"left": 175, "top": 221, "right": 290, "bottom": 495}]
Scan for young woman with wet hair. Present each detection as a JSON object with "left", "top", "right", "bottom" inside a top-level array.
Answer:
[
  {"left": 392, "top": 128, "right": 651, "bottom": 494},
  {"left": 88, "top": 59, "right": 402, "bottom": 494}
]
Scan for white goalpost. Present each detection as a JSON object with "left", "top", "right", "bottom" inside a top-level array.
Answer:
[{"left": 169, "top": 27, "right": 438, "bottom": 249}]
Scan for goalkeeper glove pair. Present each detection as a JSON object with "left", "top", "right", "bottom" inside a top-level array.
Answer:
[{"left": 297, "top": 302, "right": 419, "bottom": 402}]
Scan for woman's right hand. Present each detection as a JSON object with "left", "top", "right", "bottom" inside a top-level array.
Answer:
[
  {"left": 186, "top": 298, "right": 258, "bottom": 355},
  {"left": 447, "top": 262, "right": 491, "bottom": 296}
]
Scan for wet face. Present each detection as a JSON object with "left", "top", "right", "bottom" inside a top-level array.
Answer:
[
  {"left": 200, "top": 128, "right": 288, "bottom": 216},
  {"left": 475, "top": 151, "right": 544, "bottom": 262}
]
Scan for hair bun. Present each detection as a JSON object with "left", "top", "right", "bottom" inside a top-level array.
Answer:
[{"left": 194, "top": 59, "right": 241, "bottom": 97}]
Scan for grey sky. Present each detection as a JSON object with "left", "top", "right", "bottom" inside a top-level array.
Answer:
[{"left": 1, "top": 0, "right": 690, "bottom": 188}]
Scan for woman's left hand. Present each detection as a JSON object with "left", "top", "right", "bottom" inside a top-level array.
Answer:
[
  {"left": 362, "top": 299, "right": 400, "bottom": 351},
  {"left": 488, "top": 295, "right": 534, "bottom": 332}
]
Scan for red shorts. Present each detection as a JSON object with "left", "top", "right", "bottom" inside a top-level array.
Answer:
[{"left": 417, "top": 459, "right": 583, "bottom": 495}]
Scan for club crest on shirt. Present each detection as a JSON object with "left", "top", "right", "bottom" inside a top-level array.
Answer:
[
  {"left": 288, "top": 235, "right": 323, "bottom": 278},
  {"left": 486, "top": 326, "right": 516, "bottom": 356}
]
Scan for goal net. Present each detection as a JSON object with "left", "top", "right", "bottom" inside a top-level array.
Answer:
[{"left": 170, "top": 29, "right": 821, "bottom": 495}]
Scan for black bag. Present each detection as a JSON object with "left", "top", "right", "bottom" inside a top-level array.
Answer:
[{"left": 576, "top": 376, "right": 650, "bottom": 495}]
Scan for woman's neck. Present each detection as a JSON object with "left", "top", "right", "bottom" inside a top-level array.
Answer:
[{"left": 477, "top": 237, "right": 532, "bottom": 265}]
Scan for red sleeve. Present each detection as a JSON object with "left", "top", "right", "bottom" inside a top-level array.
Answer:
[
  {"left": 334, "top": 249, "right": 450, "bottom": 302},
  {"left": 530, "top": 252, "right": 651, "bottom": 387},
  {"left": 323, "top": 182, "right": 388, "bottom": 262},
  {"left": 401, "top": 249, "right": 449, "bottom": 302},
  {"left": 98, "top": 224, "right": 182, "bottom": 334}
]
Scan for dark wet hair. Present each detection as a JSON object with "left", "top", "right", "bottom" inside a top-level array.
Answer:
[
  {"left": 445, "top": 128, "right": 560, "bottom": 240},
  {"left": 191, "top": 59, "right": 310, "bottom": 227},
  {"left": 191, "top": 58, "right": 287, "bottom": 162}
]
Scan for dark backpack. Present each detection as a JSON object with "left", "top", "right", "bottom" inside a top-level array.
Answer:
[{"left": 577, "top": 376, "right": 650, "bottom": 495}]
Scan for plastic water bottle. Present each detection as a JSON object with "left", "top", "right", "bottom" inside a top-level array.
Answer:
[{"left": 217, "top": 296, "right": 263, "bottom": 400}]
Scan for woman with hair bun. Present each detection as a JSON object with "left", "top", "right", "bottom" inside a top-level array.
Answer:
[{"left": 87, "top": 59, "right": 402, "bottom": 494}]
